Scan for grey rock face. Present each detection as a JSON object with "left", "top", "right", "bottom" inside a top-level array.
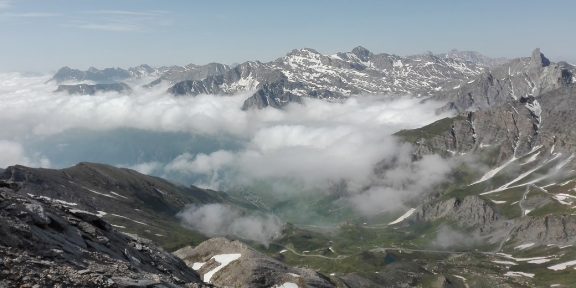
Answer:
[
  {"left": 435, "top": 49, "right": 574, "bottom": 112},
  {"left": 509, "top": 215, "right": 576, "bottom": 245},
  {"left": 175, "top": 237, "right": 335, "bottom": 288},
  {"left": 241, "top": 79, "right": 304, "bottom": 110},
  {"left": 401, "top": 84, "right": 576, "bottom": 163},
  {"left": 410, "top": 196, "right": 500, "bottom": 232},
  {"left": 0, "top": 182, "right": 206, "bottom": 287},
  {"left": 0, "top": 162, "right": 229, "bottom": 243},
  {"left": 55, "top": 83, "right": 132, "bottom": 95}
]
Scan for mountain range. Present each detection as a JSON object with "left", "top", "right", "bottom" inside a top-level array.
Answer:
[
  {"left": 52, "top": 47, "right": 492, "bottom": 109},
  {"left": 2, "top": 46, "right": 576, "bottom": 287}
]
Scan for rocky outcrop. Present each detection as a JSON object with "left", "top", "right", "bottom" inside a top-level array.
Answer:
[
  {"left": 400, "top": 83, "right": 576, "bottom": 163},
  {"left": 55, "top": 83, "right": 132, "bottom": 95},
  {"left": 168, "top": 61, "right": 276, "bottom": 96},
  {"left": 410, "top": 196, "right": 501, "bottom": 232},
  {"left": 0, "top": 182, "right": 206, "bottom": 287},
  {"left": 436, "top": 49, "right": 574, "bottom": 112},
  {"left": 241, "top": 80, "right": 304, "bottom": 110},
  {"left": 175, "top": 238, "right": 335, "bottom": 288},
  {"left": 508, "top": 215, "right": 576, "bottom": 245},
  {"left": 0, "top": 163, "right": 234, "bottom": 247}
]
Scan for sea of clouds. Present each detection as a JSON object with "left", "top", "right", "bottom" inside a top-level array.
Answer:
[{"left": 0, "top": 72, "right": 457, "bottom": 242}]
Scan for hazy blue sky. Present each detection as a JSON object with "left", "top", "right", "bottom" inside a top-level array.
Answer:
[{"left": 1, "top": 0, "right": 574, "bottom": 72}]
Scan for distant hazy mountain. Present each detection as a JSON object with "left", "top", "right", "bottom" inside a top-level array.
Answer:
[
  {"left": 55, "top": 82, "right": 132, "bottom": 95},
  {"left": 435, "top": 49, "right": 509, "bottom": 67}
]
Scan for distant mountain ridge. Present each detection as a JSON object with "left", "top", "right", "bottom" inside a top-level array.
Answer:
[
  {"left": 435, "top": 49, "right": 509, "bottom": 68},
  {"left": 51, "top": 47, "right": 495, "bottom": 108},
  {"left": 49, "top": 47, "right": 574, "bottom": 112}
]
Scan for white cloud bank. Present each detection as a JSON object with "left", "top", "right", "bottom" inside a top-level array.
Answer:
[
  {"left": 178, "top": 203, "right": 283, "bottom": 245},
  {"left": 0, "top": 140, "right": 50, "bottom": 168},
  {"left": 0, "top": 72, "right": 455, "bottom": 216}
]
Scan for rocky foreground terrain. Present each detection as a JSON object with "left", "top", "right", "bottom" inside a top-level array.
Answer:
[
  {"left": 0, "top": 180, "right": 206, "bottom": 287},
  {"left": 3, "top": 160, "right": 573, "bottom": 287}
]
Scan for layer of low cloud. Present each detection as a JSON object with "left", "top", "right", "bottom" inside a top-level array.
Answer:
[
  {"left": 430, "top": 225, "right": 485, "bottom": 249},
  {"left": 349, "top": 154, "right": 455, "bottom": 216},
  {"left": 178, "top": 203, "right": 283, "bottom": 245},
  {"left": 0, "top": 72, "right": 455, "bottom": 216},
  {"left": 72, "top": 9, "right": 172, "bottom": 32},
  {"left": 0, "top": 140, "right": 50, "bottom": 168}
]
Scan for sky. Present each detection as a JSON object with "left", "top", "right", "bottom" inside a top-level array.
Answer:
[{"left": 0, "top": 0, "right": 575, "bottom": 72}]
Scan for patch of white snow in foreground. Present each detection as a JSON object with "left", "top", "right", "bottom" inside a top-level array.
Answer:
[
  {"left": 388, "top": 208, "right": 416, "bottom": 225},
  {"left": 529, "top": 258, "right": 553, "bottom": 264},
  {"left": 192, "top": 262, "right": 205, "bottom": 270},
  {"left": 108, "top": 213, "right": 148, "bottom": 226},
  {"left": 110, "top": 191, "right": 129, "bottom": 199},
  {"left": 453, "top": 275, "right": 466, "bottom": 281},
  {"left": 84, "top": 187, "right": 117, "bottom": 199},
  {"left": 505, "top": 271, "right": 535, "bottom": 278},
  {"left": 273, "top": 283, "right": 299, "bottom": 288},
  {"left": 203, "top": 253, "right": 242, "bottom": 283},
  {"left": 27, "top": 194, "right": 78, "bottom": 206},
  {"left": 547, "top": 259, "right": 576, "bottom": 271}
]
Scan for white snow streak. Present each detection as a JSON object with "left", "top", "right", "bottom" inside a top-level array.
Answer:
[
  {"left": 203, "top": 253, "right": 242, "bottom": 283},
  {"left": 388, "top": 208, "right": 416, "bottom": 225}
]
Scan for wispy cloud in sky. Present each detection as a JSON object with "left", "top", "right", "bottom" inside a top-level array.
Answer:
[
  {"left": 77, "top": 22, "right": 140, "bottom": 32},
  {"left": 2, "top": 12, "right": 60, "bottom": 18},
  {"left": 73, "top": 9, "right": 171, "bottom": 32},
  {"left": 0, "top": 0, "right": 11, "bottom": 10},
  {"left": 85, "top": 10, "right": 169, "bottom": 17}
]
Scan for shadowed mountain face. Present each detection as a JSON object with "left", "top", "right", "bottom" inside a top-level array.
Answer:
[
  {"left": 0, "top": 162, "right": 245, "bottom": 249},
  {"left": 0, "top": 181, "right": 207, "bottom": 287}
]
